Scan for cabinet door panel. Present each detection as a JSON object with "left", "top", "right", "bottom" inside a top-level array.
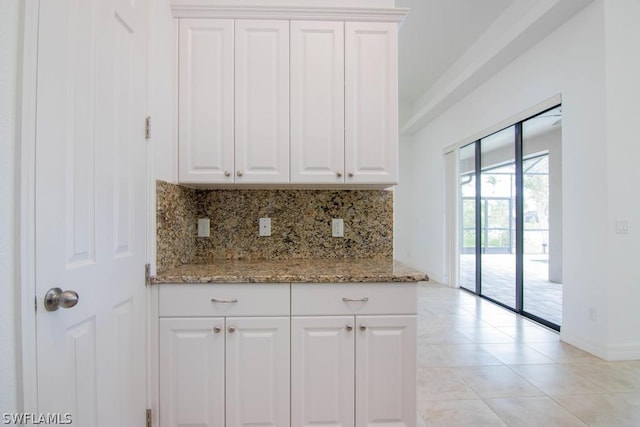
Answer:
[
  {"left": 355, "top": 315, "right": 416, "bottom": 427},
  {"left": 226, "top": 317, "right": 290, "bottom": 427},
  {"left": 235, "top": 20, "right": 289, "bottom": 183},
  {"left": 345, "top": 22, "right": 398, "bottom": 185},
  {"left": 291, "top": 21, "right": 345, "bottom": 184},
  {"left": 292, "top": 316, "right": 355, "bottom": 427},
  {"left": 179, "top": 19, "right": 234, "bottom": 183},
  {"left": 159, "top": 318, "right": 225, "bottom": 427}
]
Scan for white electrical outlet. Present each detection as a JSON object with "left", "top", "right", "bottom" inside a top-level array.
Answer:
[
  {"left": 259, "top": 218, "right": 271, "bottom": 236},
  {"left": 197, "top": 218, "right": 210, "bottom": 237},
  {"left": 332, "top": 218, "right": 344, "bottom": 237}
]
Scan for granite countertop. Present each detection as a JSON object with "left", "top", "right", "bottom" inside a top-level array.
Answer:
[{"left": 151, "top": 258, "right": 428, "bottom": 284}]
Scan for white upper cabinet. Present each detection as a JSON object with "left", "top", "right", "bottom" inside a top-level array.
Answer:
[
  {"left": 345, "top": 22, "right": 399, "bottom": 185},
  {"left": 234, "top": 20, "right": 290, "bottom": 184},
  {"left": 290, "top": 21, "right": 345, "bottom": 184},
  {"left": 178, "top": 19, "right": 234, "bottom": 183},
  {"left": 174, "top": 6, "right": 405, "bottom": 186}
]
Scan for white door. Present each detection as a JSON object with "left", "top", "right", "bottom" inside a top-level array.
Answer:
[
  {"left": 35, "top": 0, "right": 148, "bottom": 425},
  {"left": 179, "top": 19, "right": 235, "bottom": 184},
  {"left": 159, "top": 318, "right": 225, "bottom": 427},
  {"left": 226, "top": 317, "right": 290, "bottom": 427},
  {"left": 235, "top": 20, "right": 290, "bottom": 183},
  {"left": 290, "top": 21, "right": 345, "bottom": 184},
  {"left": 291, "top": 316, "right": 355, "bottom": 427},
  {"left": 355, "top": 316, "right": 416, "bottom": 427},
  {"left": 345, "top": 22, "right": 398, "bottom": 185}
]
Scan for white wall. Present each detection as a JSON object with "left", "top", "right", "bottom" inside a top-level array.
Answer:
[
  {"left": 0, "top": 0, "right": 20, "bottom": 412},
  {"left": 396, "top": 0, "right": 640, "bottom": 359},
  {"left": 602, "top": 0, "right": 640, "bottom": 358}
]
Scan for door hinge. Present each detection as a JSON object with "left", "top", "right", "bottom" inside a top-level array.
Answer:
[
  {"left": 146, "top": 409, "right": 152, "bottom": 427},
  {"left": 145, "top": 263, "right": 151, "bottom": 286},
  {"left": 145, "top": 116, "right": 151, "bottom": 140}
]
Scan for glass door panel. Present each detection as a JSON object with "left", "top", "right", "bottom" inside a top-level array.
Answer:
[
  {"left": 459, "top": 143, "right": 476, "bottom": 292},
  {"left": 480, "top": 127, "right": 516, "bottom": 309},
  {"left": 522, "top": 107, "right": 562, "bottom": 327}
]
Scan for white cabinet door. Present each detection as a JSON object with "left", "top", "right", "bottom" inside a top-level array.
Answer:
[
  {"left": 179, "top": 19, "right": 235, "bottom": 183},
  {"left": 235, "top": 20, "right": 290, "bottom": 183},
  {"left": 226, "top": 317, "right": 290, "bottom": 427},
  {"left": 345, "top": 22, "right": 398, "bottom": 185},
  {"left": 290, "top": 21, "right": 345, "bottom": 184},
  {"left": 291, "top": 316, "right": 355, "bottom": 427},
  {"left": 355, "top": 315, "right": 416, "bottom": 427},
  {"left": 159, "top": 318, "right": 225, "bottom": 427}
]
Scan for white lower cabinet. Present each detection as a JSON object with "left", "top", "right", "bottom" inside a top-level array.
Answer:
[
  {"left": 158, "top": 283, "right": 415, "bottom": 427},
  {"left": 159, "top": 317, "right": 225, "bottom": 427},
  {"left": 158, "top": 285, "right": 290, "bottom": 427},
  {"left": 226, "top": 317, "right": 290, "bottom": 427},
  {"left": 355, "top": 315, "right": 417, "bottom": 427},
  {"left": 291, "top": 316, "right": 355, "bottom": 426},
  {"left": 292, "top": 284, "right": 417, "bottom": 427}
]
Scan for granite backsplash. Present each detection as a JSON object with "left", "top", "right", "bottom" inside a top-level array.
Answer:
[{"left": 156, "top": 180, "right": 393, "bottom": 274}]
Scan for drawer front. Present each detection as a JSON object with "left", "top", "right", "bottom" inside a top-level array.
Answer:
[
  {"left": 159, "top": 284, "right": 290, "bottom": 317},
  {"left": 291, "top": 283, "right": 416, "bottom": 316}
]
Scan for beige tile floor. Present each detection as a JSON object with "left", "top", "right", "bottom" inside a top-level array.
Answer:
[{"left": 416, "top": 282, "right": 640, "bottom": 426}]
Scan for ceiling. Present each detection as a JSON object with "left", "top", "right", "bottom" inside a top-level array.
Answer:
[{"left": 396, "top": 0, "right": 515, "bottom": 104}]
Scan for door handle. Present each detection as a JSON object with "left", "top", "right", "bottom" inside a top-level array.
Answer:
[{"left": 44, "top": 287, "right": 79, "bottom": 311}]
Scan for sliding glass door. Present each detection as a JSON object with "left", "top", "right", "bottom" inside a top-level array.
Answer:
[
  {"left": 480, "top": 126, "right": 517, "bottom": 309},
  {"left": 459, "top": 143, "right": 477, "bottom": 292},
  {"left": 522, "top": 106, "right": 563, "bottom": 326},
  {"left": 458, "top": 106, "right": 562, "bottom": 330}
]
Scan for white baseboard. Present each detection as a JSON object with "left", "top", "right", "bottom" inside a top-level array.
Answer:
[{"left": 561, "top": 332, "right": 640, "bottom": 361}]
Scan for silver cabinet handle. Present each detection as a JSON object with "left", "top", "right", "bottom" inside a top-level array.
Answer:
[
  {"left": 342, "top": 297, "right": 369, "bottom": 302},
  {"left": 44, "top": 287, "right": 79, "bottom": 311},
  {"left": 348, "top": 172, "right": 354, "bottom": 178},
  {"left": 336, "top": 171, "right": 343, "bottom": 178},
  {"left": 213, "top": 326, "right": 222, "bottom": 333},
  {"left": 224, "top": 170, "right": 231, "bottom": 177},
  {"left": 228, "top": 326, "right": 236, "bottom": 333},
  {"left": 345, "top": 324, "right": 353, "bottom": 331},
  {"left": 236, "top": 171, "right": 243, "bottom": 177},
  {"left": 359, "top": 324, "right": 367, "bottom": 331},
  {"left": 211, "top": 298, "right": 238, "bottom": 303}
]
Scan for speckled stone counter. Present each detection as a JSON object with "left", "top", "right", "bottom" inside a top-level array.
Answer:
[{"left": 151, "top": 258, "right": 428, "bottom": 284}]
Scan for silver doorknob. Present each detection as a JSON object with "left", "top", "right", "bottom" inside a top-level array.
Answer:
[
  {"left": 346, "top": 324, "right": 353, "bottom": 331},
  {"left": 44, "top": 287, "right": 79, "bottom": 312},
  {"left": 359, "top": 324, "right": 367, "bottom": 331},
  {"left": 228, "top": 326, "right": 236, "bottom": 333},
  {"left": 214, "top": 326, "right": 222, "bottom": 333},
  {"left": 224, "top": 170, "right": 231, "bottom": 177},
  {"left": 236, "top": 171, "right": 243, "bottom": 177}
]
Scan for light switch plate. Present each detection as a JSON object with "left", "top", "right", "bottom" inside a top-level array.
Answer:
[
  {"left": 259, "top": 218, "right": 271, "bottom": 236},
  {"left": 615, "top": 219, "right": 629, "bottom": 234},
  {"left": 197, "top": 218, "right": 210, "bottom": 237},
  {"left": 332, "top": 219, "right": 344, "bottom": 237}
]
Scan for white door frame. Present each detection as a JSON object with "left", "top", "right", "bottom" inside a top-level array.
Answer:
[{"left": 18, "top": 0, "right": 41, "bottom": 413}]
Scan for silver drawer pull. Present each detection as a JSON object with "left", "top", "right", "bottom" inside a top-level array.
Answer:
[
  {"left": 342, "top": 297, "right": 369, "bottom": 303},
  {"left": 211, "top": 298, "right": 238, "bottom": 303}
]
